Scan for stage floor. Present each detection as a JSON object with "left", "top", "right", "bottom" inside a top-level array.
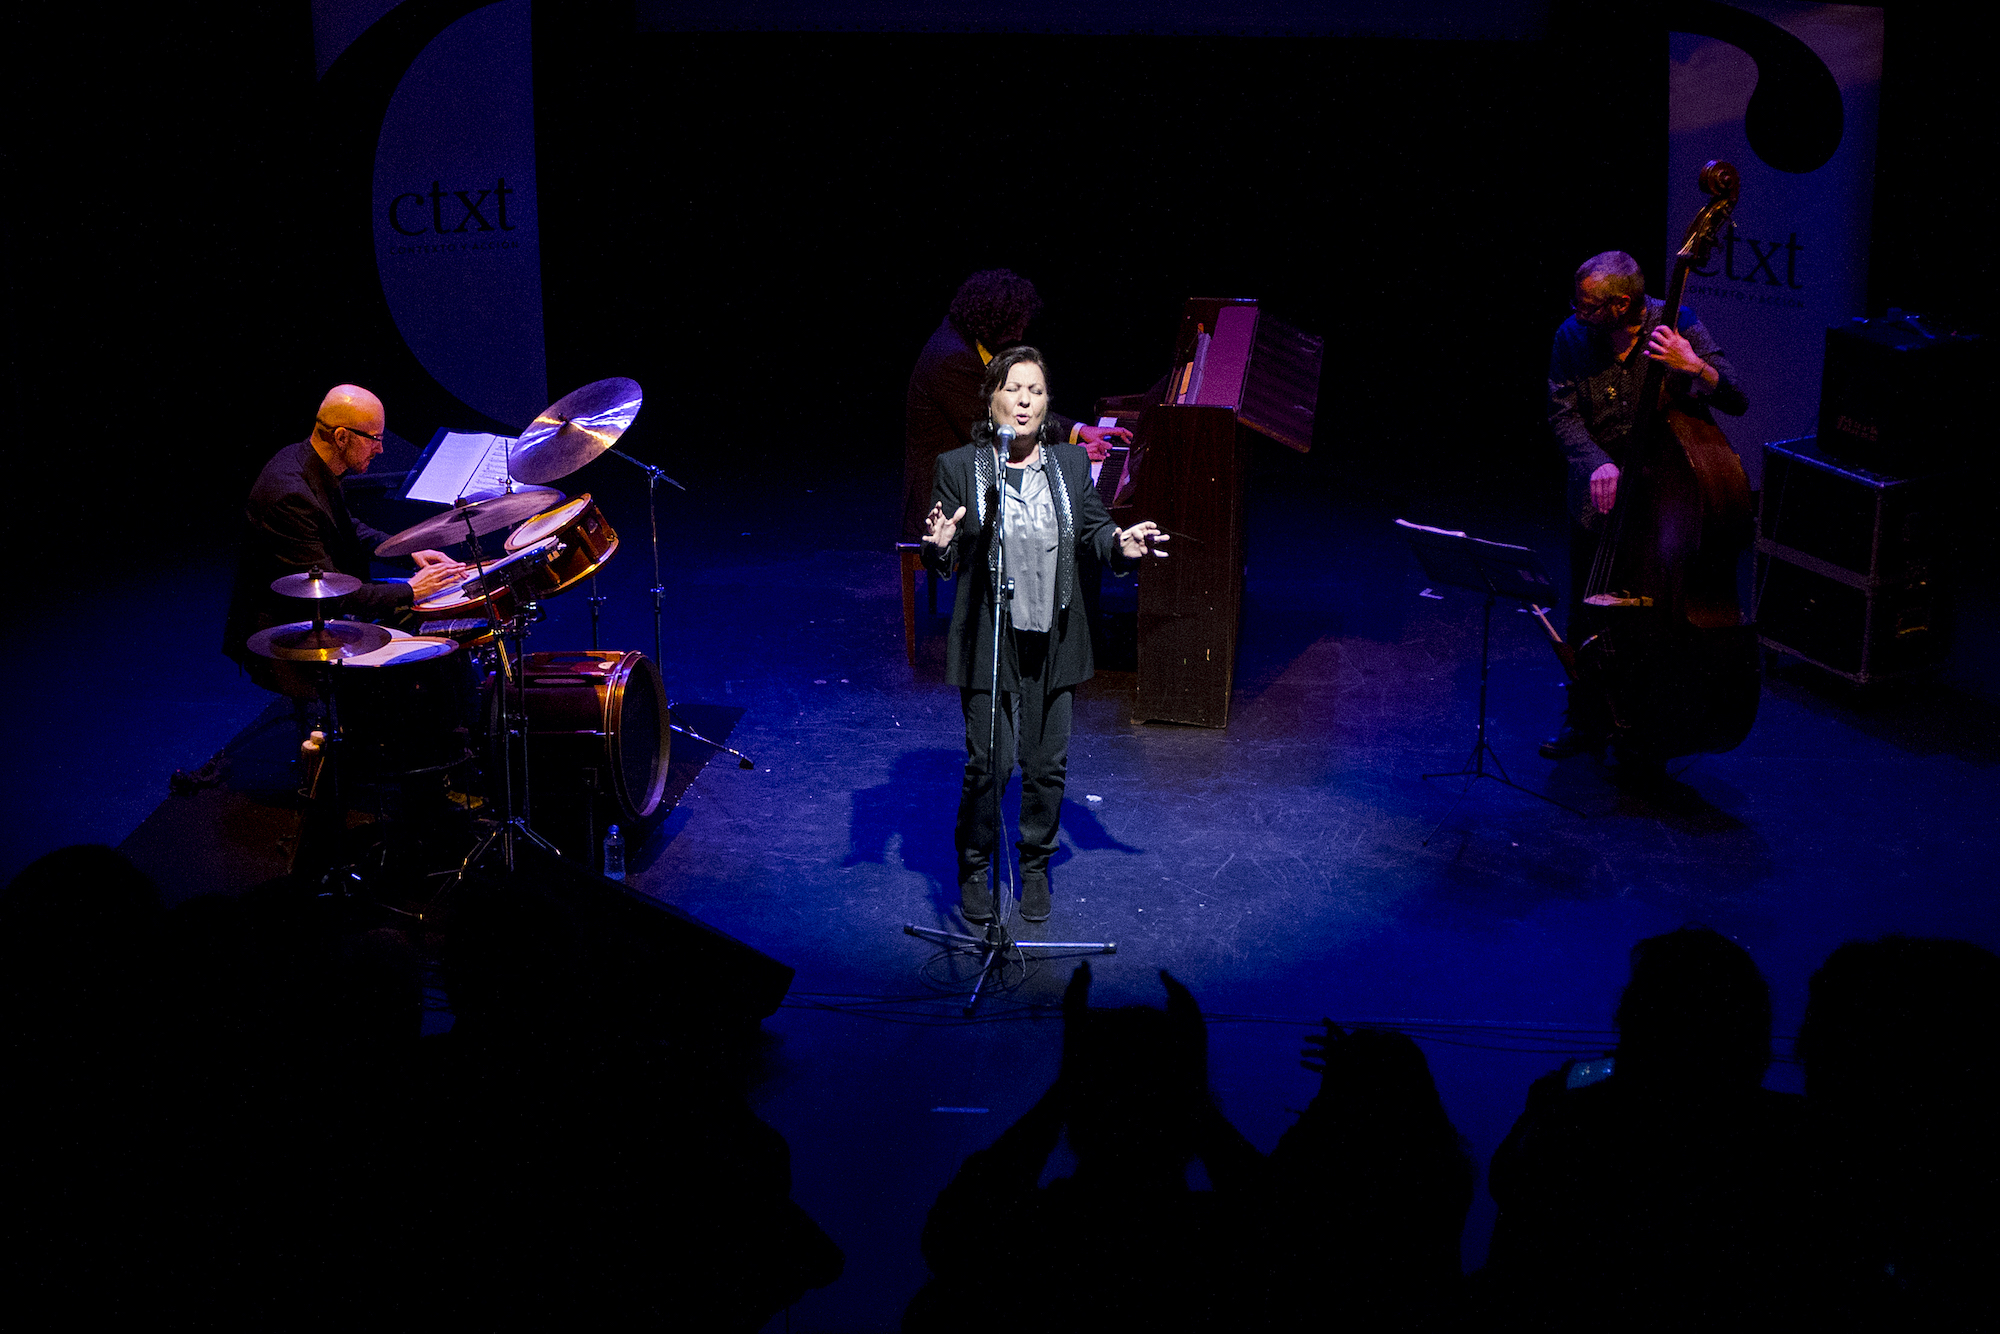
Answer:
[{"left": 9, "top": 452, "right": 1999, "bottom": 1331}]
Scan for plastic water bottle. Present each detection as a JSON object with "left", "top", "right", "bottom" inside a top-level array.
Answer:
[{"left": 602, "top": 824, "right": 625, "bottom": 881}]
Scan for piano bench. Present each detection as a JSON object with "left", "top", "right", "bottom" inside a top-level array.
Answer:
[{"left": 895, "top": 543, "right": 939, "bottom": 667}]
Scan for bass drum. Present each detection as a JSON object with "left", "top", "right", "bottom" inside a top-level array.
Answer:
[{"left": 485, "top": 650, "right": 671, "bottom": 822}]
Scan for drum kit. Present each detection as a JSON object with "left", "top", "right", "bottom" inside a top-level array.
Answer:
[{"left": 243, "top": 378, "right": 746, "bottom": 890}]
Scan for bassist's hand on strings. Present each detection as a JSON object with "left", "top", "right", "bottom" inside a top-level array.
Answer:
[
  {"left": 1645, "top": 324, "right": 1720, "bottom": 388},
  {"left": 1591, "top": 462, "right": 1620, "bottom": 514}
]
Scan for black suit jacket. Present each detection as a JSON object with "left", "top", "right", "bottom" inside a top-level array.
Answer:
[
  {"left": 901, "top": 318, "right": 1075, "bottom": 541},
  {"left": 922, "top": 440, "right": 1129, "bottom": 691},
  {"left": 222, "top": 441, "right": 413, "bottom": 664}
]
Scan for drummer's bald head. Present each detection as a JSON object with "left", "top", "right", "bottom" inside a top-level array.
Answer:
[
  {"left": 314, "top": 384, "right": 384, "bottom": 440},
  {"left": 311, "top": 384, "right": 387, "bottom": 475}
]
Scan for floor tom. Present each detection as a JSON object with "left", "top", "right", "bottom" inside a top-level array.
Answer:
[{"left": 335, "top": 634, "right": 475, "bottom": 774}]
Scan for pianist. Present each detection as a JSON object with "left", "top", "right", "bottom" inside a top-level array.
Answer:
[
  {"left": 922, "top": 347, "right": 1166, "bottom": 925},
  {"left": 902, "top": 268, "right": 1131, "bottom": 543}
]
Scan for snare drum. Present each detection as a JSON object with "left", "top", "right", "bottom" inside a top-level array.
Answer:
[
  {"left": 412, "top": 494, "right": 618, "bottom": 622},
  {"left": 412, "top": 536, "right": 566, "bottom": 622},
  {"left": 335, "top": 634, "right": 474, "bottom": 774},
  {"left": 503, "top": 493, "right": 619, "bottom": 596}
]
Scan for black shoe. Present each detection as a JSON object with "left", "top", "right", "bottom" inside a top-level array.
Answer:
[
  {"left": 960, "top": 875, "right": 995, "bottom": 924},
  {"left": 1539, "top": 725, "right": 1604, "bottom": 760},
  {"left": 1020, "top": 868, "right": 1051, "bottom": 923}
]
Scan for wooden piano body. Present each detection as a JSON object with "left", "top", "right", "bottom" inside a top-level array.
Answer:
[{"left": 1093, "top": 297, "right": 1322, "bottom": 728}]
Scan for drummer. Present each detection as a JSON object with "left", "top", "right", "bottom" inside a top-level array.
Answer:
[{"left": 224, "top": 385, "right": 466, "bottom": 690}]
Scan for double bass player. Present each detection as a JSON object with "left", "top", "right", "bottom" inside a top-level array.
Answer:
[{"left": 1542, "top": 250, "right": 1749, "bottom": 775}]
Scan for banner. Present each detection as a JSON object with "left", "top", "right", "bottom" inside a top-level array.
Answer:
[
  {"left": 316, "top": 0, "right": 548, "bottom": 433},
  {"left": 1668, "top": 2, "right": 1883, "bottom": 487}
]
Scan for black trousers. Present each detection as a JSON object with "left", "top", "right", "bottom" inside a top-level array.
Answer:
[{"left": 955, "top": 629, "right": 1072, "bottom": 881}]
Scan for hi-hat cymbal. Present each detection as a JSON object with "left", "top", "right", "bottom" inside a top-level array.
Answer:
[
  {"left": 271, "top": 568, "right": 363, "bottom": 600},
  {"left": 374, "top": 486, "right": 563, "bottom": 557},
  {"left": 507, "top": 378, "right": 644, "bottom": 485},
  {"left": 246, "top": 620, "right": 394, "bottom": 663}
]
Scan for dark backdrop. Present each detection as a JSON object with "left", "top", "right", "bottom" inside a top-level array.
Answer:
[{"left": 3, "top": 1, "right": 1983, "bottom": 571}]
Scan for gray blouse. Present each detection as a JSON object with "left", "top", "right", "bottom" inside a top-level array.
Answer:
[{"left": 1001, "top": 456, "right": 1059, "bottom": 632}]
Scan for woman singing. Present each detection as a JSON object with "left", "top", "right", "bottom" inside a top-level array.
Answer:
[{"left": 921, "top": 346, "right": 1166, "bottom": 925}]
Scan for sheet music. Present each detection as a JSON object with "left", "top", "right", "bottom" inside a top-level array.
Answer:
[{"left": 405, "top": 431, "right": 518, "bottom": 504}]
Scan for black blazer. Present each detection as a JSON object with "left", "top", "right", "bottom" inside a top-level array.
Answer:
[
  {"left": 922, "top": 439, "right": 1130, "bottom": 690},
  {"left": 222, "top": 441, "right": 413, "bottom": 663}
]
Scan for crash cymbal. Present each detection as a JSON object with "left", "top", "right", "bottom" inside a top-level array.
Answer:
[
  {"left": 507, "top": 378, "right": 644, "bottom": 485},
  {"left": 374, "top": 486, "right": 563, "bottom": 557},
  {"left": 246, "top": 619, "right": 394, "bottom": 663},
  {"left": 270, "top": 567, "right": 363, "bottom": 600}
]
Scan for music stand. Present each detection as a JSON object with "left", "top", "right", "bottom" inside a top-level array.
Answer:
[{"left": 1398, "top": 520, "right": 1586, "bottom": 842}]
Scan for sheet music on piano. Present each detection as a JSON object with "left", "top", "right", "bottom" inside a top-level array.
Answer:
[{"left": 403, "top": 429, "right": 520, "bottom": 505}]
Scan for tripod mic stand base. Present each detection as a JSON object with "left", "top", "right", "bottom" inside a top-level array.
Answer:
[{"left": 904, "top": 922, "right": 1117, "bottom": 1015}]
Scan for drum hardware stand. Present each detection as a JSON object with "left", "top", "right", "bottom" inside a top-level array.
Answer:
[
  {"left": 291, "top": 661, "right": 350, "bottom": 879},
  {"left": 669, "top": 721, "right": 756, "bottom": 769},
  {"left": 598, "top": 444, "right": 683, "bottom": 671},
  {"left": 587, "top": 574, "right": 606, "bottom": 650},
  {"left": 1398, "top": 521, "right": 1590, "bottom": 845},
  {"left": 905, "top": 438, "right": 1114, "bottom": 1015},
  {"left": 449, "top": 512, "right": 563, "bottom": 882},
  {"left": 595, "top": 443, "right": 752, "bottom": 769}
]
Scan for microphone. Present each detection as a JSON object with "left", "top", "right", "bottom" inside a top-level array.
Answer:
[{"left": 995, "top": 425, "right": 1017, "bottom": 458}]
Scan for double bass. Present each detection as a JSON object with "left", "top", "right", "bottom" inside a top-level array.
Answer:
[{"left": 1543, "top": 161, "right": 1760, "bottom": 768}]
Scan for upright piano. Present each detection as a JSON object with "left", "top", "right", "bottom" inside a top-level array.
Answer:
[{"left": 1092, "top": 297, "right": 1322, "bottom": 728}]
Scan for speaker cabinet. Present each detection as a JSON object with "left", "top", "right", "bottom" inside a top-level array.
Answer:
[
  {"left": 462, "top": 841, "right": 794, "bottom": 1028},
  {"left": 1755, "top": 438, "right": 1955, "bottom": 684},
  {"left": 1816, "top": 313, "right": 1985, "bottom": 476}
]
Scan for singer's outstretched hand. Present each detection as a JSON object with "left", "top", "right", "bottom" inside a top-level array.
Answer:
[
  {"left": 925, "top": 502, "right": 966, "bottom": 550},
  {"left": 1117, "top": 521, "right": 1169, "bottom": 560}
]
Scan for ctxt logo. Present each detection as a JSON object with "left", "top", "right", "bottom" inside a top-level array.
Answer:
[
  {"left": 389, "top": 179, "right": 517, "bottom": 236},
  {"left": 1691, "top": 225, "right": 1804, "bottom": 289}
]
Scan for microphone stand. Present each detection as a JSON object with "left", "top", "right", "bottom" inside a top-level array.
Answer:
[
  {"left": 906, "top": 428, "right": 1115, "bottom": 1014},
  {"left": 595, "top": 443, "right": 755, "bottom": 769}
]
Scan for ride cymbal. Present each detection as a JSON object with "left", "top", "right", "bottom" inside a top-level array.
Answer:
[{"left": 507, "top": 378, "right": 644, "bottom": 485}]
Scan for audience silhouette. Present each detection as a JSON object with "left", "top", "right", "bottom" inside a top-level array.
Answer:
[
  {"left": 1, "top": 846, "right": 840, "bottom": 1329},
  {"left": 1482, "top": 925, "right": 1815, "bottom": 1330},
  {"left": 8, "top": 846, "right": 1996, "bottom": 1331},
  {"left": 1, "top": 845, "right": 166, "bottom": 1319},
  {"left": 1799, "top": 934, "right": 2000, "bottom": 1330},
  {"left": 908, "top": 964, "right": 1265, "bottom": 1331},
  {"left": 1263, "top": 1022, "right": 1475, "bottom": 1329}
]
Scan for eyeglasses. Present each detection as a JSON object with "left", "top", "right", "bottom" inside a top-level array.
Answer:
[
  {"left": 1571, "top": 294, "right": 1628, "bottom": 316},
  {"left": 317, "top": 417, "right": 383, "bottom": 443}
]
